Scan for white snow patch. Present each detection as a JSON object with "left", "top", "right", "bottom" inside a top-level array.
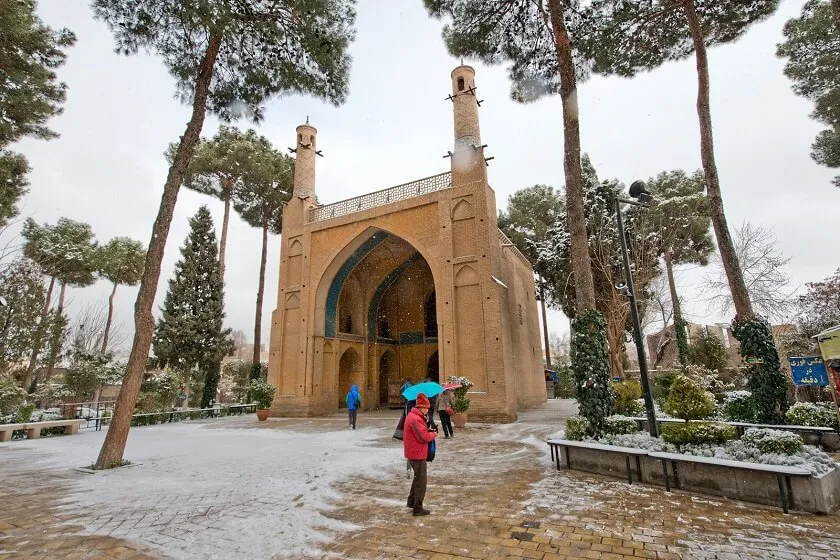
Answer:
[{"left": 7, "top": 421, "right": 402, "bottom": 559}]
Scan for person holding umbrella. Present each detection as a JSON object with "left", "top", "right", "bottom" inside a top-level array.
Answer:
[
  {"left": 404, "top": 393, "right": 437, "bottom": 516},
  {"left": 436, "top": 388, "right": 455, "bottom": 438}
]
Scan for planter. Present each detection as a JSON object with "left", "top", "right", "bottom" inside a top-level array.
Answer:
[
  {"left": 452, "top": 412, "right": 467, "bottom": 428},
  {"left": 256, "top": 409, "right": 270, "bottom": 421}
]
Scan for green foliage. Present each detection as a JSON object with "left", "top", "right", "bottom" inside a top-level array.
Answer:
[
  {"left": 16, "top": 403, "right": 35, "bottom": 423},
  {"left": 92, "top": 0, "right": 356, "bottom": 121},
  {"left": 688, "top": 329, "right": 728, "bottom": 372},
  {"left": 661, "top": 422, "right": 736, "bottom": 448},
  {"left": 0, "top": 379, "right": 27, "bottom": 416},
  {"left": 535, "top": 155, "right": 661, "bottom": 319},
  {"left": 32, "top": 381, "right": 70, "bottom": 407},
  {"left": 232, "top": 147, "right": 293, "bottom": 233},
  {"left": 664, "top": 375, "right": 715, "bottom": 421},
  {"left": 0, "top": 151, "right": 30, "bottom": 228},
  {"left": 571, "top": 310, "right": 613, "bottom": 436},
  {"left": 646, "top": 170, "right": 714, "bottom": 278},
  {"left": 553, "top": 364, "right": 574, "bottom": 398},
  {"left": 96, "top": 237, "right": 145, "bottom": 286},
  {"left": 652, "top": 370, "right": 680, "bottom": 404},
  {"left": 674, "top": 318, "right": 690, "bottom": 366},
  {"left": 138, "top": 369, "right": 179, "bottom": 412},
  {"left": 0, "top": 0, "right": 76, "bottom": 146},
  {"left": 732, "top": 316, "right": 787, "bottom": 424},
  {"left": 498, "top": 184, "right": 564, "bottom": 267},
  {"left": 200, "top": 361, "right": 221, "bottom": 409},
  {"left": 612, "top": 380, "right": 642, "bottom": 415},
  {"left": 248, "top": 379, "right": 276, "bottom": 410},
  {"left": 724, "top": 391, "right": 755, "bottom": 422},
  {"left": 446, "top": 375, "right": 473, "bottom": 413},
  {"left": 581, "top": 1, "right": 781, "bottom": 79},
  {"left": 565, "top": 416, "right": 590, "bottom": 441},
  {"left": 777, "top": 0, "right": 840, "bottom": 186},
  {"left": 64, "top": 350, "right": 123, "bottom": 400},
  {"left": 0, "top": 259, "right": 47, "bottom": 372},
  {"left": 785, "top": 402, "right": 837, "bottom": 428},
  {"left": 21, "top": 217, "right": 98, "bottom": 286},
  {"left": 423, "top": 0, "right": 589, "bottom": 103},
  {"left": 742, "top": 428, "right": 803, "bottom": 454},
  {"left": 153, "top": 206, "right": 233, "bottom": 375},
  {"left": 604, "top": 415, "right": 639, "bottom": 436}
]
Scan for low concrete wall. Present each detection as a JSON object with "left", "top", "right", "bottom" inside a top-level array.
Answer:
[{"left": 557, "top": 444, "right": 840, "bottom": 514}]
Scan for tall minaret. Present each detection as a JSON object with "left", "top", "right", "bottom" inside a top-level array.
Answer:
[
  {"left": 449, "top": 65, "right": 486, "bottom": 186},
  {"left": 293, "top": 120, "right": 318, "bottom": 200}
]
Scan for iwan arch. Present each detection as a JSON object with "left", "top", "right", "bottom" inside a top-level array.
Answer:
[{"left": 267, "top": 66, "right": 545, "bottom": 422}]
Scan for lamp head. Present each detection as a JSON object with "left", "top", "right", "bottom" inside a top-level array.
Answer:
[{"left": 629, "top": 180, "right": 653, "bottom": 203}]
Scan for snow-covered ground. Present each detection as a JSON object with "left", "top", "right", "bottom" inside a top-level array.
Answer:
[{"left": 2, "top": 418, "right": 404, "bottom": 559}]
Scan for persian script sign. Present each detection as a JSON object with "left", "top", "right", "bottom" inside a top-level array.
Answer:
[{"left": 789, "top": 356, "right": 828, "bottom": 386}]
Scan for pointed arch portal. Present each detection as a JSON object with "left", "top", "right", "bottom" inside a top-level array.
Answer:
[{"left": 323, "top": 230, "right": 439, "bottom": 408}]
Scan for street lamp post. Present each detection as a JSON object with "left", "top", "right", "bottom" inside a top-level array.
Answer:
[{"left": 615, "top": 181, "right": 658, "bottom": 437}]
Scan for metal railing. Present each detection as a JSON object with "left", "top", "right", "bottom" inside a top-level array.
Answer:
[
  {"left": 308, "top": 172, "right": 452, "bottom": 222},
  {"left": 498, "top": 229, "right": 533, "bottom": 269},
  {"left": 58, "top": 401, "right": 256, "bottom": 431}
]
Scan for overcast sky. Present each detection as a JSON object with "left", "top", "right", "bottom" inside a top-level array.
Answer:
[{"left": 9, "top": 0, "right": 840, "bottom": 356}]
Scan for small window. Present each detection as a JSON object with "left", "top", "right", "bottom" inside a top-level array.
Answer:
[
  {"left": 457, "top": 77, "right": 465, "bottom": 91},
  {"left": 298, "top": 133, "right": 302, "bottom": 142}
]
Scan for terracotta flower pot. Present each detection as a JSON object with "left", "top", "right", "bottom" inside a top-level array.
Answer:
[
  {"left": 451, "top": 412, "right": 467, "bottom": 428},
  {"left": 256, "top": 409, "right": 270, "bottom": 421}
]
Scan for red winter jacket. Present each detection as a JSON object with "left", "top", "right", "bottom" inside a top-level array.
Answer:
[{"left": 403, "top": 407, "right": 436, "bottom": 460}]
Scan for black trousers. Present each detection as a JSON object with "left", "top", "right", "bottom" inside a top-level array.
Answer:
[
  {"left": 407, "top": 459, "right": 428, "bottom": 512},
  {"left": 348, "top": 409, "right": 357, "bottom": 429},
  {"left": 438, "top": 411, "right": 454, "bottom": 437}
]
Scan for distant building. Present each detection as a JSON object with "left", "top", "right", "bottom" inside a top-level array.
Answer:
[{"left": 644, "top": 322, "right": 798, "bottom": 370}]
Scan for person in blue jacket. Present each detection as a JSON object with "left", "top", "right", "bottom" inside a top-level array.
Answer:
[{"left": 346, "top": 384, "right": 361, "bottom": 429}]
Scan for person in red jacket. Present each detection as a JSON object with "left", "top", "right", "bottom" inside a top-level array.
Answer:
[{"left": 403, "top": 393, "right": 437, "bottom": 516}]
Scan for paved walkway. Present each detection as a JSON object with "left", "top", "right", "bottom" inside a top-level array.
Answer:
[{"left": 1, "top": 400, "right": 839, "bottom": 559}]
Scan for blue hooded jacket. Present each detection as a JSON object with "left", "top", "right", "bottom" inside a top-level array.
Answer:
[{"left": 346, "top": 385, "right": 361, "bottom": 410}]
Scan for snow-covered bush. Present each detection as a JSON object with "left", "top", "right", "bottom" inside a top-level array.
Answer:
[
  {"left": 29, "top": 408, "right": 62, "bottom": 422},
  {"left": 785, "top": 402, "right": 836, "bottom": 428},
  {"left": 604, "top": 415, "right": 639, "bottom": 435},
  {"left": 565, "top": 416, "right": 589, "bottom": 441},
  {"left": 723, "top": 390, "right": 754, "bottom": 422},
  {"left": 599, "top": 431, "right": 672, "bottom": 452},
  {"left": 612, "top": 380, "right": 643, "bottom": 415},
  {"left": 665, "top": 375, "right": 715, "bottom": 420},
  {"left": 249, "top": 379, "right": 276, "bottom": 410},
  {"left": 0, "top": 380, "right": 27, "bottom": 417},
  {"left": 741, "top": 428, "right": 803, "bottom": 455},
  {"left": 447, "top": 375, "right": 473, "bottom": 413},
  {"left": 660, "top": 421, "right": 735, "bottom": 447}
]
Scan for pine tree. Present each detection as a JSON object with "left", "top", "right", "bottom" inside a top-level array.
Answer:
[
  {"left": 232, "top": 141, "right": 293, "bottom": 373},
  {"left": 646, "top": 171, "right": 714, "bottom": 365},
  {"left": 423, "top": 0, "right": 612, "bottom": 434},
  {"left": 777, "top": 0, "right": 840, "bottom": 186},
  {"left": 0, "top": 259, "right": 48, "bottom": 379},
  {"left": 0, "top": 152, "right": 30, "bottom": 229},
  {"left": 580, "top": 0, "right": 786, "bottom": 420},
  {"left": 153, "top": 206, "right": 232, "bottom": 410},
  {"left": 94, "top": 0, "right": 356, "bottom": 469},
  {"left": 95, "top": 237, "right": 145, "bottom": 353},
  {"left": 535, "top": 155, "right": 662, "bottom": 379}
]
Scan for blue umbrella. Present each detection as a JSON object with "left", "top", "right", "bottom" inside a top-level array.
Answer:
[{"left": 402, "top": 381, "right": 445, "bottom": 400}]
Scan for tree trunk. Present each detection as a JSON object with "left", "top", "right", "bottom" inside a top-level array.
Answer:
[
  {"left": 24, "top": 276, "right": 55, "bottom": 392},
  {"left": 684, "top": 0, "right": 753, "bottom": 320},
  {"left": 253, "top": 219, "right": 269, "bottom": 368},
  {"left": 539, "top": 279, "right": 552, "bottom": 369},
  {"left": 96, "top": 32, "right": 223, "bottom": 469},
  {"left": 664, "top": 249, "right": 686, "bottom": 364},
  {"left": 41, "top": 282, "right": 67, "bottom": 404},
  {"left": 218, "top": 180, "right": 233, "bottom": 280},
  {"left": 546, "top": 0, "right": 597, "bottom": 312},
  {"left": 605, "top": 308, "right": 626, "bottom": 379},
  {"left": 832, "top": 0, "right": 840, "bottom": 33},
  {"left": 101, "top": 281, "right": 119, "bottom": 354}
]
